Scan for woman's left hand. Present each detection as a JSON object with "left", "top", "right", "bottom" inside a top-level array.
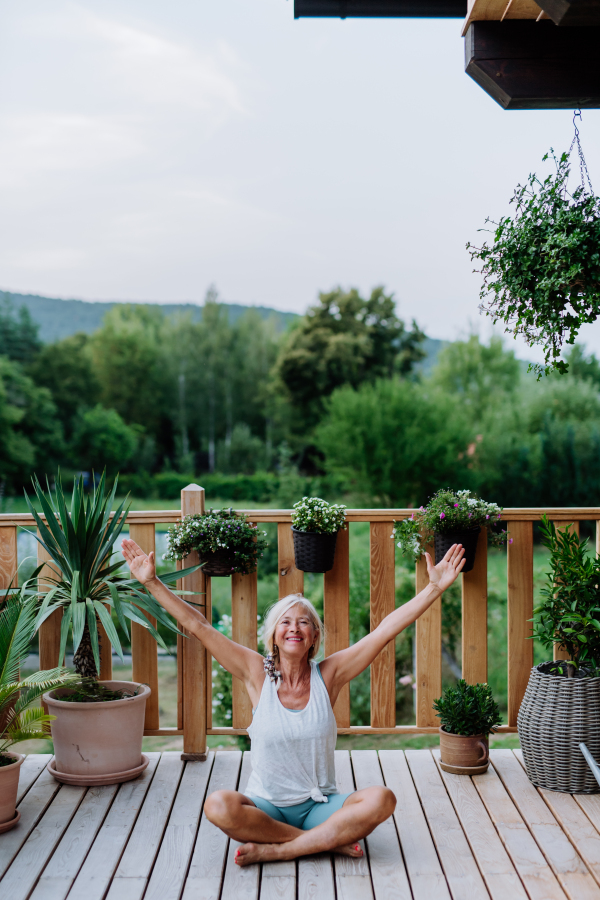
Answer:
[{"left": 425, "top": 544, "right": 466, "bottom": 592}]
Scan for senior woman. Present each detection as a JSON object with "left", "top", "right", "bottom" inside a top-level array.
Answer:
[{"left": 121, "top": 537, "right": 465, "bottom": 866}]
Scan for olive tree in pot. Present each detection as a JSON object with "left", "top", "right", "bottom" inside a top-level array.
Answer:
[
  {"left": 518, "top": 515, "right": 600, "bottom": 793},
  {"left": 164, "top": 508, "right": 268, "bottom": 576},
  {"left": 434, "top": 680, "right": 502, "bottom": 774},
  {"left": 28, "top": 473, "right": 198, "bottom": 786},
  {"left": 393, "top": 489, "right": 508, "bottom": 573},
  {"left": 290, "top": 497, "right": 347, "bottom": 573},
  {"left": 0, "top": 581, "right": 77, "bottom": 832}
]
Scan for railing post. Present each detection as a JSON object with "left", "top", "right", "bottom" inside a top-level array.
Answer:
[
  {"left": 180, "top": 484, "right": 208, "bottom": 760},
  {"left": 277, "top": 523, "right": 304, "bottom": 597},
  {"left": 415, "top": 540, "right": 441, "bottom": 727},
  {"left": 130, "top": 523, "right": 158, "bottom": 729},
  {"left": 0, "top": 525, "right": 18, "bottom": 591},
  {"left": 370, "top": 521, "right": 396, "bottom": 728},
  {"left": 324, "top": 526, "right": 350, "bottom": 727},
  {"left": 461, "top": 527, "right": 488, "bottom": 684},
  {"left": 507, "top": 520, "right": 533, "bottom": 726}
]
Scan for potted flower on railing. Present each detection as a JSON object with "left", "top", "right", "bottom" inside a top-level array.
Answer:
[
  {"left": 392, "top": 488, "right": 508, "bottom": 573},
  {"left": 291, "top": 497, "right": 347, "bottom": 573},
  {"left": 519, "top": 515, "right": 600, "bottom": 793},
  {"left": 27, "top": 472, "right": 198, "bottom": 786},
  {"left": 165, "top": 508, "right": 268, "bottom": 576},
  {"left": 1, "top": 581, "right": 78, "bottom": 833},
  {"left": 434, "top": 680, "right": 502, "bottom": 774}
]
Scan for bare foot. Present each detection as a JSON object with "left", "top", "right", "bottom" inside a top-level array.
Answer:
[
  {"left": 235, "top": 843, "right": 281, "bottom": 866},
  {"left": 335, "top": 843, "right": 364, "bottom": 858}
]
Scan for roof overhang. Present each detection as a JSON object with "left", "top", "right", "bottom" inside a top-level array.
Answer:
[{"left": 294, "top": 1, "right": 467, "bottom": 17}]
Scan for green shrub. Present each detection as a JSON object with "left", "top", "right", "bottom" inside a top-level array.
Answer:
[{"left": 433, "top": 680, "right": 502, "bottom": 736}]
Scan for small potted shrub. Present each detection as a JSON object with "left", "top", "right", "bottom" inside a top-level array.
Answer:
[
  {"left": 164, "top": 508, "right": 268, "bottom": 576},
  {"left": 27, "top": 472, "right": 197, "bottom": 785},
  {"left": 468, "top": 146, "right": 600, "bottom": 378},
  {"left": 519, "top": 515, "right": 600, "bottom": 793},
  {"left": 291, "top": 497, "right": 347, "bottom": 573},
  {"left": 434, "top": 680, "right": 502, "bottom": 774},
  {"left": 392, "top": 488, "right": 508, "bottom": 573},
  {"left": 0, "top": 582, "right": 77, "bottom": 832}
]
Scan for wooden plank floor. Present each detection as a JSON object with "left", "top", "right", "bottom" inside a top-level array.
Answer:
[{"left": 2, "top": 749, "right": 600, "bottom": 900}]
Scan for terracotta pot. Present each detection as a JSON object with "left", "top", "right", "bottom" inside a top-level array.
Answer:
[
  {"left": 43, "top": 681, "right": 150, "bottom": 782},
  {"left": 0, "top": 752, "right": 24, "bottom": 825},
  {"left": 439, "top": 726, "right": 489, "bottom": 769}
]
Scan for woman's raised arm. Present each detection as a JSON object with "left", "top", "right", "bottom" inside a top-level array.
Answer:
[
  {"left": 320, "top": 544, "right": 465, "bottom": 703},
  {"left": 121, "top": 539, "right": 265, "bottom": 700}
]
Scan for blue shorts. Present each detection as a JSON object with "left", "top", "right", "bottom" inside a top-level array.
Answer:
[{"left": 247, "top": 792, "right": 352, "bottom": 830}]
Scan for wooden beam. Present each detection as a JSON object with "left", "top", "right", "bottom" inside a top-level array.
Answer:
[
  {"left": 463, "top": 0, "right": 542, "bottom": 35},
  {"left": 294, "top": 0, "right": 467, "bottom": 17},
  {"left": 540, "top": 0, "right": 600, "bottom": 25},
  {"left": 465, "top": 21, "right": 600, "bottom": 110}
]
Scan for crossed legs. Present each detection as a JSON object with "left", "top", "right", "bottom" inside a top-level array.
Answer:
[{"left": 204, "top": 786, "right": 396, "bottom": 866}]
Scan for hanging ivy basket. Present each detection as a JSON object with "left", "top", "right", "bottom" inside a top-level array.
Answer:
[{"left": 468, "top": 115, "right": 600, "bottom": 378}]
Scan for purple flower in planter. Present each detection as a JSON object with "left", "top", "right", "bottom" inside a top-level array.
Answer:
[
  {"left": 440, "top": 512, "right": 445, "bottom": 520},
  {"left": 486, "top": 515, "right": 490, "bottom": 519},
  {"left": 454, "top": 503, "right": 459, "bottom": 507},
  {"left": 509, "top": 538, "right": 513, "bottom": 544}
]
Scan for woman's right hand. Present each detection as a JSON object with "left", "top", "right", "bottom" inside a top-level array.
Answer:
[{"left": 121, "top": 538, "right": 156, "bottom": 585}]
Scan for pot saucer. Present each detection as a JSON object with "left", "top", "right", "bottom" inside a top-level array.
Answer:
[
  {"left": 439, "top": 760, "right": 489, "bottom": 776},
  {"left": 0, "top": 809, "right": 21, "bottom": 833},
  {"left": 47, "top": 754, "right": 149, "bottom": 786}
]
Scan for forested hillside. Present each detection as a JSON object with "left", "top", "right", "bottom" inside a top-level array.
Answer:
[{"left": 0, "top": 286, "right": 598, "bottom": 509}]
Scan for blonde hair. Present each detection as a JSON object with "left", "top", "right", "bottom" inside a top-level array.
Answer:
[{"left": 263, "top": 594, "right": 323, "bottom": 662}]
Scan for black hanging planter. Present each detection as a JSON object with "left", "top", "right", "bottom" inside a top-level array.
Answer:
[
  {"left": 434, "top": 527, "right": 480, "bottom": 574},
  {"left": 197, "top": 548, "right": 237, "bottom": 577},
  {"left": 291, "top": 527, "right": 338, "bottom": 574}
]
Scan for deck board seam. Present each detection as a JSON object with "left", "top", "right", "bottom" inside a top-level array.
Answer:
[
  {"left": 377, "top": 750, "right": 414, "bottom": 898},
  {"left": 349, "top": 751, "right": 377, "bottom": 898},
  {"left": 217, "top": 749, "right": 246, "bottom": 900}
]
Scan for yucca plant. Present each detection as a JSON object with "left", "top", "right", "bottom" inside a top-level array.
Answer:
[
  {"left": 26, "top": 472, "right": 199, "bottom": 679},
  {"left": 1, "top": 579, "right": 78, "bottom": 763}
]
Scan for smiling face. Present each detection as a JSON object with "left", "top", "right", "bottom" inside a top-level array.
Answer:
[{"left": 274, "top": 604, "right": 317, "bottom": 662}]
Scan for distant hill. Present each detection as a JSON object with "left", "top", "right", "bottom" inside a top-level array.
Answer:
[{"left": 0, "top": 291, "right": 299, "bottom": 343}]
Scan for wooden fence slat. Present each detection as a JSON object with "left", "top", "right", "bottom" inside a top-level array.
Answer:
[
  {"left": 232, "top": 571, "right": 258, "bottom": 729},
  {"left": 277, "top": 523, "right": 304, "bottom": 597},
  {"left": 130, "top": 522, "right": 159, "bottom": 729},
  {"left": 507, "top": 520, "right": 534, "bottom": 726},
  {"left": 415, "top": 541, "right": 441, "bottom": 727},
  {"left": 180, "top": 484, "right": 208, "bottom": 760},
  {"left": 205, "top": 577, "right": 212, "bottom": 731},
  {"left": 324, "top": 526, "right": 350, "bottom": 728},
  {"left": 462, "top": 527, "right": 488, "bottom": 684},
  {"left": 0, "top": 525, "right": 18, "bottom": 589},
  {"left": 554, "top": 522, "right": 580, "bottom": 662},
  {"left": 38, "top": 539, "right": 62, "bottom": 671},
  {"left": 369, "top": 522, "right": 396, "bottom": 729}
]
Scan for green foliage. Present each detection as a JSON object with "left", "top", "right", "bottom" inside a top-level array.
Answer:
[
  {"left": 165, "top": 508, "right": 269, "bottom": 575},
  {"left": 0, "top": 582, "right": 78, "bottom": 757},
  {"left": 291, "top": 497, "right": 347, "bottom": 534},
  {"left": 275, "top": 287, "right": 425, "bottom": 428},
  {"left": 71, "top": 405, "right": 138, "bottom": 474},
  {"left": 392, "top": 489, "right": 507, "bottom": 562},
  {"left": 0, "top": 294, "right": 41, "bottom": 365},
  {"left": 27, "top": 332, "right": 101, "bottom": 432},
  {"left": 433, "top": 680, "right": 502, "bottom": 736},
  {"left": 57, "top": 680, "right": 145, "bottom": 703},
  {"left": 316, "top": 378, "right": 471, "bottom": 506},
  {"left": 532, "top": 515, "right": 600, "bottom": 670},
  {"left": 27, "top": 472, "right": 198, "bottom": 678},
  {"left": 468, "top": 150, "right": 600, "bottom": 377}
]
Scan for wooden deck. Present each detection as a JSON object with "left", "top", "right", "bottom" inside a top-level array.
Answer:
[{"left": 2, "top": 749, "right": 600, "bottom": 900}]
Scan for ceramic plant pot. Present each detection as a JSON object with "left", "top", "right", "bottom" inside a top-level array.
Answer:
[
  {"left": 434, "top": 527, "right": 480, "bottom": 574},
  {"left": 292, "top": 527, "right": 338, "bottom": 573},
  {"left": 439, "top": 726, "right": 489, "bottom": 774},
  {"left": 0, "top": 752, "right": 24, "bottom": 829},
  {"left": 43, "top": 681, "right": 150, "bottom": 785}
]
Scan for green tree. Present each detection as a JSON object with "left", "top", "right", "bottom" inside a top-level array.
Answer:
[
  {"left": 27, "top": 333, "right": 100, "bottom": 432},
  {"left": 430, "top": 334, "right": 520, "bottom": 422},
  {"left": 0, "top": 294, "right": 41, "bottom": 365},
  {"left": 275, "top": 287, "right": 425, "bottom": 428},
  {"left": 71, "top": 405, "right": 138, "bottom": 474},
  {"left": 563, "top": 344, "right": 600, "bottom": 388},
  {"left": 315, "top": 378, "right": 471, "bottom": 505}
]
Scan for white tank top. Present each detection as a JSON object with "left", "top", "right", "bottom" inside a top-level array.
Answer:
[{"left": 245, "top": 660, "right": 338, "bottom": 806}]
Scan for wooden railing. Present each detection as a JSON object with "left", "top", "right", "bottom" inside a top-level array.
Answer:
[{"left": 1, "top": 485, "right": 599, "bottom": 759}]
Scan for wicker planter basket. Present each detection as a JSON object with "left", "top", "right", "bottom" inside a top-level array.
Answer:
[
  {"left": 434, "top": 527, "right": 480, "bottom": 574},
  {"left": 292, "top": 527, "right": 338, "bottom": 573},
  {"left": 198, "top": 549, "right": 237, "bottom": 577},
  {"left": 518, "top": 661, "right": 600, "bottom": 793}
]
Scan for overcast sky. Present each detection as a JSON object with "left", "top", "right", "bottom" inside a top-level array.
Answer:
[{"left": 1, "top": 0, "right": 600, "bottom": 360}]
